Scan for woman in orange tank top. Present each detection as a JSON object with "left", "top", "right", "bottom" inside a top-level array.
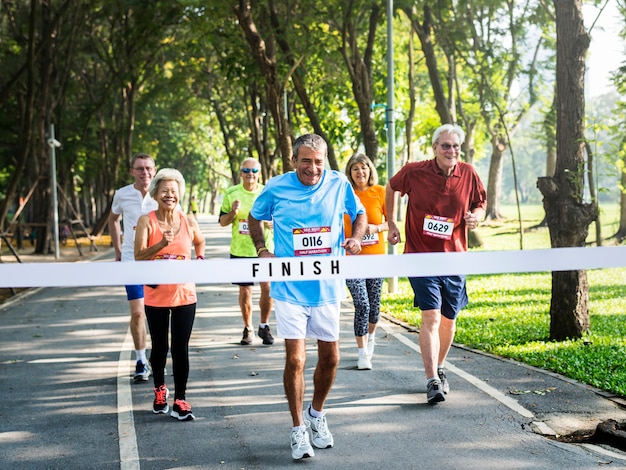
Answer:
[{"left": 135, "top": 168, "right": 205, "bottom": 421}]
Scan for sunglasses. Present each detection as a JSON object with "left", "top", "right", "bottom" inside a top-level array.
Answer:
[
  {"left": 241, "top": 168, "right": 259, "bottom": 173},
  {"left": 438, "top": 143, "right": 460, "bottom": 150}
]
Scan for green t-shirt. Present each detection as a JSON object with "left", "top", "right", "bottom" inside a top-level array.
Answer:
[{"left": 220, "top": 183, "right": 273, "bottom": 257}]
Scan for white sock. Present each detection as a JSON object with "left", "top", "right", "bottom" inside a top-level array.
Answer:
[
  {"left": 258, "top": 323, "right": 268, "bottom": 328},
  {"left": 358, "top": 348, "right": 367, "bottom": 358},
  {"left": 308, "top": 405, "right": 322, "bottom": 418},
  {"left": 136, "top": 350, "right": 147, "bottom": 364}
]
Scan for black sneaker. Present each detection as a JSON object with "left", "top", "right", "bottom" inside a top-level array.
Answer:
[
  {"left": 153, "top": 384, "right": 169, "bottom": 414},
  {"left": 427, "top": 379, "right": 446, "bottom": 404},
  {"left": 257, "top": 325, "right": 275, "bottom": 345},
  {"left": 240, "top": 327, "right": 253, "bottom": 345},
  {"left": 438, "top": 368, "right": 450, "bottom": 394},
  {"left": 171, "top": 399, "right": 195, "bottom": 421},
  {"left": 134, "top": 360, "right": 151, "bottom": 382}
]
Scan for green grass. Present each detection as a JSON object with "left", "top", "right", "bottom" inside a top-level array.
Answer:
[{"left": 381, "top": 204, "right": 626, "bottom": 397}]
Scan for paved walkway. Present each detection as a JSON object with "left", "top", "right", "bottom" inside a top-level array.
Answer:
[{"left": 1, "top": 215, "right": 625, "bottom": 469}]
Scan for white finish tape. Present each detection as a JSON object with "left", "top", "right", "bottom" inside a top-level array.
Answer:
[{"left": 0, "top": 246, "right": 625, "bottom": 288}]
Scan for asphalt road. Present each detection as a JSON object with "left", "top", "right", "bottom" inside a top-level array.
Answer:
[{"left": 1, "top": 216, "right": 625, "bottom": 469}]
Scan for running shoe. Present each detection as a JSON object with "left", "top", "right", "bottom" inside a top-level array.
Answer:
[
  {"left": 357, "top": 355, "right": 372, "bottom": 370},
  {"left": 257, "top": 325, "right": 275, "bottom": 345},
  {"left": 240, "top": 327, "right": 253, "bottom": 345},
  {"left": 304, "top": 406, "right": 334, "bottom": 449},
  {"left": 438, "top": 368, "right": 450, "bottom": 394},
  {"left": 134, "top": 360, "right": 151, "bottom": 382},
  {"left": 153, "top": 384, "right": 169, "bottom": 414},
  {"left": 427, "top": 379, "right": 446, "bottom": 404},
  {"left": 291, "top": 427, "right": 315, "bottom": 460},
  {"left": 171, "top": 399, "right": 195, "bottom": 421}
]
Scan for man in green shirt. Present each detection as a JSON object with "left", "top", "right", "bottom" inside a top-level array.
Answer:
[{"left": 219, "top": 158, "right": 274, "bottom": 345}]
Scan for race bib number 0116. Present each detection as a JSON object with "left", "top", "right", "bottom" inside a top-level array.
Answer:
[
  {"left": 293, "top": 226, "right": 332, "bottom": 256},
  {"left": 423, "top": 214, "right": 454, "bottom": 240}
]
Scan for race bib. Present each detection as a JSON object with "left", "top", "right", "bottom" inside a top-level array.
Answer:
[
  {"left": 154, "top": 253, "right": 186, "bottom": 260},
  {"left": 238, "top": 219, "right": 249, "bottom": 235},
  {"left": 362, "top": 232, "right": 379, "bottom": 246},
  {"left": 293, "top": 226, "right": 332, "bottom": 256},
  {"left": 423, "top": 214, "right": 454, "bottom": 240}
]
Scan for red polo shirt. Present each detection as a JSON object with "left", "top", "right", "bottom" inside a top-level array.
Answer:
[{"left": 389, "top": 159, "right": 486, "bottom": 254}]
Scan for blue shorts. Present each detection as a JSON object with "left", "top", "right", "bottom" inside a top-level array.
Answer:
[
  {"left": 408, "top": 275, "right": 468, "bottom": 320},
  {"left": 125, "top": 285, "right": 144, "bottom": 301}
]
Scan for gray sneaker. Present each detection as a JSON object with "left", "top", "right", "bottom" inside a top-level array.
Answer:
[
  {"left": 240, "top": 327, "right": 253, "bottom": 345},
  {"left": 304, "top": 406, "right": 334, "bottom": 449},
  {"left": 291, "top": 427, "right": 314, "bottom": 460},
  {"left": 427, "top": 379, "right": 446, "bottom": 404},
  {"left": 257, "top": 325, "right": 275, "bottom": 345},
  {"left": 438, "top": 368, "right": 450, "bottom": 394}
]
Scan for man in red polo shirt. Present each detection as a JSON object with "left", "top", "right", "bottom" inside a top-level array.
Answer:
[{"left": 386, "top": 123, "right": 487, "bottom": 404}]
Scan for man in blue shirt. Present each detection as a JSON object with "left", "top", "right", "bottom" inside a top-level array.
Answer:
[{"left": 249, "top": 133, "right": 366, "bottom": 460}]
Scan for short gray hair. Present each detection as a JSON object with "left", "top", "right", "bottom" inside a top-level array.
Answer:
[
  {"left": 432, "top": 124, "right": 465, "bottom": 146},
  {"left": 292, "top": 133, "right": 327, "bottom": 160},
  {"left": 149, "top": 168, "right": 186, "bottom": 200},
  {"left": 240, "top": 157, "right": 261, "bottom": 171}
]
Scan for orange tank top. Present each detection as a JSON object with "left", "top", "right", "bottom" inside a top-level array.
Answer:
[{"left": 144, "top": 211, "right": 197, "bottom": 307}]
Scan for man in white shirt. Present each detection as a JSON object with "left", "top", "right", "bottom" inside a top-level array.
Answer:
[{"left": 109, "top": 153, "right": 158, "bottom": 382}]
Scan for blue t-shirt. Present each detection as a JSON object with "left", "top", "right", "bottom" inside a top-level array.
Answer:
[{"left": 250, "top": 169, "right": 365, "bottom": 306}]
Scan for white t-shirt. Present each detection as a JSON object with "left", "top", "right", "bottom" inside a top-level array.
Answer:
[{"left": 111, "top": 184, "right": 158, "bottom": 261}]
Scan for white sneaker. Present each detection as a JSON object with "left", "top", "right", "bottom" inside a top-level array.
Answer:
[
  {"left": 357, "top": 355, "right": 372, "bottom": 370},
  {"left": 291, "top": 427, "right": 314, "bottom": 460},
  {"left": 304, "top": 406, "right": 334, "bottom": 449}
]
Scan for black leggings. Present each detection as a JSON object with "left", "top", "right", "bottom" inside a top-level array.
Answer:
[{"left": 145, "top": 303, "right": 196, "bottom": 401}]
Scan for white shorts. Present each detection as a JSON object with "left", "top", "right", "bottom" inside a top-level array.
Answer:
[{"left": 274, "top": 299, "right": 341, "bottom": 342}]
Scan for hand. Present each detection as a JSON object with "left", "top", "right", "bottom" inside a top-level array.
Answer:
[
  {"left": 161, "top": 229, "right": 174, "bottom": 246},
  {"left": 388, "top": 226, "right": 401, "bottom": 245},
  {"left": 342, "top": 237, "right": 362, "bottom": 255},
  {"left": 232, "top": 200, "right": 241, "bottom": 214},
  {"left": 464, "top": 211, "right": 479, "bottom": 230}
]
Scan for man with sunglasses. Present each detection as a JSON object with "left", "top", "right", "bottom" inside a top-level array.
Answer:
[
  {"left": 219, "top": 158, "right": 275, "bottom": 346},
  {"left": 386, "top": 124, "right": 486, "bottom": 404}
]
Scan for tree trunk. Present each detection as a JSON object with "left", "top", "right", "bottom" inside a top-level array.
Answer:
[
  {"left": 340, "top": 4, "right": 380, "bottom": 163},
  {"left": 485, "top": 135, "right": 505, "bottom": 220},
  {"left": 269, "top": 3, "right": 338, "bottom": 170},
  {"left": 409, "top": 5, "right": 454, "bottom": 125},
  {"left": 235, "top": 0, "right": 293, "bottom": 172},
  {"left": 537, "top": 0, "right": 597, "bottom": 341}
]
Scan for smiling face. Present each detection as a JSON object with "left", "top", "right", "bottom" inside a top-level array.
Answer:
[
  {"left": 156, "top": 179, "right": 179, "bottom": 210},
  {"left": 240, "top": 160, "right": 260, "bottom": 190},
  {"left": 350, "top": 162, "right": 371, "bottom": 190},
  {"left": 131, "top": 157, "right": 156, "bottom": 190},
  {"left": 293, "top": 146, "right": 326, "bottom": 186},
  {"left": 433, "top": 131, "right": 462, "bottom": 176}
]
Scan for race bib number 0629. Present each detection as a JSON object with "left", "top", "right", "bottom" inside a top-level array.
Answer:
[{"left": 423, "top": 214, "right": 454, "bottom": 240}]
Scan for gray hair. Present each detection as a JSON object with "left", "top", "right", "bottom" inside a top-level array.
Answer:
[
  {"left": 345, "top": 153, "right": 378, "bottom": 186},
  {"left": 432, "top": 124, "right": 465, "bottom": 146},
  {"left": 292, "top": 133, "right": 328, "bottom": 160},
  {"left": 240, "top": 157, "right": 261, "bottom": 171},
  {"left": 149, "top": 168, "right": 186, "bottom": 200}
]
